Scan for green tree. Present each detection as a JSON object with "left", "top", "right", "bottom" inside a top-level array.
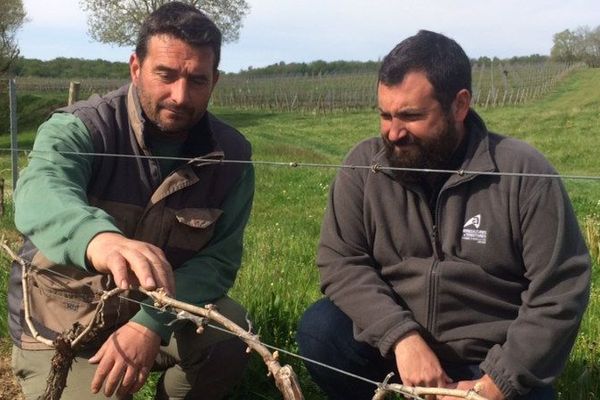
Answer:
[
  {"left": 79, "top": 0, "right": 250, "bottom": 47},
  {"left": 0, "top": 0, "right": 27, "bottom": 74}
]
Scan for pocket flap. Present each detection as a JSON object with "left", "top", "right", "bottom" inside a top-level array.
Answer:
[{"left": 175, "top": 208, "right": 223, "bottom": 229}]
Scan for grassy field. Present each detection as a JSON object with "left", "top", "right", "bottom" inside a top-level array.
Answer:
[{"left": 0, "top": 68, "right": 599, "bottom": 399}]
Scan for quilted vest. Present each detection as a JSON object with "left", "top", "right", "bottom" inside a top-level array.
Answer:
[{"left": 9, "top": 84, "right": 251, "bottom": 349}]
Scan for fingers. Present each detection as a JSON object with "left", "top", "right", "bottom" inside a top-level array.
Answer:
[
  {"left": 117, "top": 365, "right": 149, "bottom": 397},
  {"left": 124, "top": 245, "right": 175, "bottom": 294},
  {"left": 104, "top": 252, "right": 130, "bottom": 290},
  {"left": 129, "top": 367, "right": 150, "bottom": 394},
  {"left": 90, "top": 343, "right": 153, "bottom": 396},
  {"left": 90, "top": 353, "right": 116, "bottom": 395},
  {"left": 88, "top": 343, "right": 105, "bottom": 364},
  {"left": 89, "top": 323, "right": 161, "bottom": 397},
  {"left": 87, "top": 232, "right": 175, "bottom": 294},
  {"left": 103, "top": 360, "right": 126, "bottom": 397}
]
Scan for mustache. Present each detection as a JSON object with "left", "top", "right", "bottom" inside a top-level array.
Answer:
[
  {"left": 158, "top": 102, "right": 194, "bottom": 115},
  {"left": 383, "top": 133, "right": 419, "bottom": 148}
]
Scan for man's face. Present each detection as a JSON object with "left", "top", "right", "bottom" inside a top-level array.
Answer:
[
  {"left": 130, "top": 35, "right": 219, "bottom": 135},
  {"left": 378, "top": 71, "right": 464, "bottom": 181}
]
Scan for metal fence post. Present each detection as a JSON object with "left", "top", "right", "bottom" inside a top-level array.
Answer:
[{"left": 9, "top": 78, "right": 18, "bottom": 191}]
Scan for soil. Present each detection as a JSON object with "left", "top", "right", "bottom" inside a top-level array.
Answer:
[{"left": 0, "top": 339, "right": 25, "bottom": 400}]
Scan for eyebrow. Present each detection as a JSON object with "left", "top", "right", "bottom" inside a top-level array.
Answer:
[
  {"left": 154, "top": 65, "right": 209, "bottom": 81},
  {"left": 154, "top": 65, "right": 176, "bottom": 73},
  {"left": 378, "top": 107, "right": 426, "bottom": 116}
]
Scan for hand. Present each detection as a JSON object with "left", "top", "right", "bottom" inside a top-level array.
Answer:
[
  {"left": 393, "top": 331, "right": 452, "bottom": 397},
  {"left": 86, "top": 232, "right": 175, "bottom": 295},
  {"left": 89, "top": 321, "right": 161, "bottom": 397},
  {"left": 440, "top": 375, "right": 505, "bottom": 400}
]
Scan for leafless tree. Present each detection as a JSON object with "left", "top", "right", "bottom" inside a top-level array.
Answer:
[
  {"left": 551, "top": 25, "right": 600, "bottom": 67},
  {"left": 0, "top": 0, "right": 27, "bottom": 74},
  {"left": 79, "top": 0, "right": 249, "bottom": 47}
]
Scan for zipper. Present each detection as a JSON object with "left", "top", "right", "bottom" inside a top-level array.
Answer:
[
  {"left": 427, "top": 224, "right": 443, "bottom": 333},
  {"left": 424, "top": 160, "right": 490, "bottom": 333},
  {"left": 427, "top": 259, "right": 439, "bottom": 332},
  {"left": 426, "top": 191, "right": 445, "bottom": 333}
]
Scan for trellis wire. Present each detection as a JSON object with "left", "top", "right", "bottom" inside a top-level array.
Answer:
[
  {"left": 1, "top": 147, "right": 600, "bottom": 182},
  {"left": 21, "top": 260, "right": 383, "bottom": 389}
]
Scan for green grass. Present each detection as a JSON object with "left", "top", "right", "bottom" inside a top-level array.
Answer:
[{"left": 1, "top": 68, "right": 600, "bottom": 399}]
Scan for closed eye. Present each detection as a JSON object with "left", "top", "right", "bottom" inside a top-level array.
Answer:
[
  {"left": 155, "top": 67, "right": 177, "bottom": 83},
  {"left": 397, "top": 112, "right": 425, "bottom": 121}
]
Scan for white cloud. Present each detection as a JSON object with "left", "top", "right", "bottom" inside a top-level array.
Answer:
[{"left": 23, "top": 0, "right": 88, "bottom": 27}]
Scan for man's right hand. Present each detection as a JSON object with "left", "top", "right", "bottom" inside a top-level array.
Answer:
[
  {"left": 86, "top": 232, "right": 175, "bottom": 295},
  {"left": 394, "top": 331, "right": 452, "bottom": 391}
]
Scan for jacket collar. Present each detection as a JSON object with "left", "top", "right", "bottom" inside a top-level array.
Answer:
[
  {"left": 126, "top": 84, "right": 224, "bottom": 162},
  {"left": 372, "top": 109, "right": 497, "bottom": 186}
]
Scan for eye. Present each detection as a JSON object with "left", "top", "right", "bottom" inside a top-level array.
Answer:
[
  {"left": 398, "top": 111, "right": 425, "bottom": 122},
  {"left": 403, "top": 113, "right": 422, "bottom": 121},
  {"left": 190, "top": 76, "right": 210, "bottom": 86},
  {"left": 156, "top": 71, "right": 176, "bottom": 83},
  {"left": 379, "top": 112, "right": 392, "bottom": 121}
]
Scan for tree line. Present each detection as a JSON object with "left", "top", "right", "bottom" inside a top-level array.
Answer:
[
  {"left": 12, "top": 57, "right": 130, "bottom": 79},
  {"left": 551, "top": 25, "right": 600, "bottom": 67},
  {"left": 8, "top": 54, "right": 555, "bottom": 80}
]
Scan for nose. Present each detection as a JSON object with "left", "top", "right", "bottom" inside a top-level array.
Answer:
[
  {"left": 170, "top": 78, "right": 190, "bottom": 106},
  {"left": 387, "top": 118, "right": 408, "bottom": 142}
]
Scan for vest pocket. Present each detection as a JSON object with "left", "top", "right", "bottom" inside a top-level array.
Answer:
[
  {"left": 168, "top": 208, "right": 223, "bottom": 252},
  {"left": 25, "top": 258, "right": 138, "bottom": 344}
]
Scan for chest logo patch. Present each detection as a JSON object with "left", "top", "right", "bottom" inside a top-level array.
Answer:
[{"left": 462, "top": 214, "right": 487, "bottom": 244}]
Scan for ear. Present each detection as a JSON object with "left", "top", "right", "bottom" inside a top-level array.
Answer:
[
  {"left": 129, "top": 53, "right": 141, "bottom": 84},
  {"left": 452, "top": 89, "right": 471, "bottom": 123}
]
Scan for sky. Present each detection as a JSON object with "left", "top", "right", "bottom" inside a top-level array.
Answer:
[{"left": 16, "top": 0, "right": 600, "bottom": 73}]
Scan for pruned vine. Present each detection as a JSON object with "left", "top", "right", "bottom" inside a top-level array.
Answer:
[{"left": 2, "top": 243, "right": 489, "bottom": 400}]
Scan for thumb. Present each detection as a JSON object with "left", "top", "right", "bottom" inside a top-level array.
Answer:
[
  {"left": 443, "top": 372, "right": 453, "bottom": 384},
  {"left": 88, "top": 345, "right": 105, "bottom": 364}
]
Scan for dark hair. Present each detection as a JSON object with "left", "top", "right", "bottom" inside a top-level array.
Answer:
[
  {"left": 378, "top": 30, "right": 471, "bottom": 111},
  {"left": 135, "top": 1, "right": 222, "bottom": 70}
]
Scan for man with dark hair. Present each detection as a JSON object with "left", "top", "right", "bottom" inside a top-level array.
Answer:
[
  {"left": 10, "top": 2, "right": 253, "bottom": 399},
  {"left": 297, "top": 30, "right": 590, "bottom": 400}
]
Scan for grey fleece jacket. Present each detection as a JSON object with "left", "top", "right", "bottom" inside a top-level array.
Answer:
[{"left": 317, "top": 110, "right": 590, "bottom": 399}]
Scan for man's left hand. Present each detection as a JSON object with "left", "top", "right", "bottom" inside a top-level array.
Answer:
[
  {"left": 89, "top": 321, "right": 161, "bottom": 397},
  {"left": 439, "top": 374, "right": 504, "bottom": 400}
]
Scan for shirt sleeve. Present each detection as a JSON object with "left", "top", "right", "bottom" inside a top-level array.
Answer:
[
  {"left": 130, "top": 164, "right": 255, "bottom": 343},
  {"left": 14, "top": 113, "right": 122, "bottom": 268}
]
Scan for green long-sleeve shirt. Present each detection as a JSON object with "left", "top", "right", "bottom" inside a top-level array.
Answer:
[{"left": 15, "top": 113, "right": 254, "bottom": 342}]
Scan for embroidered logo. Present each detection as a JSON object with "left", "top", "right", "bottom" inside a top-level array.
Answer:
[{"left": 462, "top": 214, "right": 487, "bottom": 244}]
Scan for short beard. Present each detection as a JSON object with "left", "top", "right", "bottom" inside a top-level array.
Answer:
[
  {"left": 136, "top": 85, "right": 197, "bottom": 135},
  {"left": 383, "top": 116, "right": 462, "bottom": 184}
]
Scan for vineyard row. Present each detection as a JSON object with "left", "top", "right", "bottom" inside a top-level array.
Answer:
[{"left": 12, "top": 62, "right": 584, "bottom": 112}]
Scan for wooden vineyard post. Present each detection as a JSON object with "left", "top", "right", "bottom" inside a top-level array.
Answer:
[
  {"left": 0, "top": 178, "right": 4, "bottom": 216},
  {"left": 68, "top": 81, "right": 81, "bottom": 106}
]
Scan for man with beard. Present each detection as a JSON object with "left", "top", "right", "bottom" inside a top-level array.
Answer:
[
  {"left": 9, "top": 3, "right": 253, "bottom": 399},
  {"left": 297, "top": 30, "right": 590, "bottom": 400}
]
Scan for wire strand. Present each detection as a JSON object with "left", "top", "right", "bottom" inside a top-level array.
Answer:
[
  {"left": 2, "top": 147, "right": 600, "bottom": 181},
  {"left": 22, "top": 263, "right": 382, "bottom": 388}
]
